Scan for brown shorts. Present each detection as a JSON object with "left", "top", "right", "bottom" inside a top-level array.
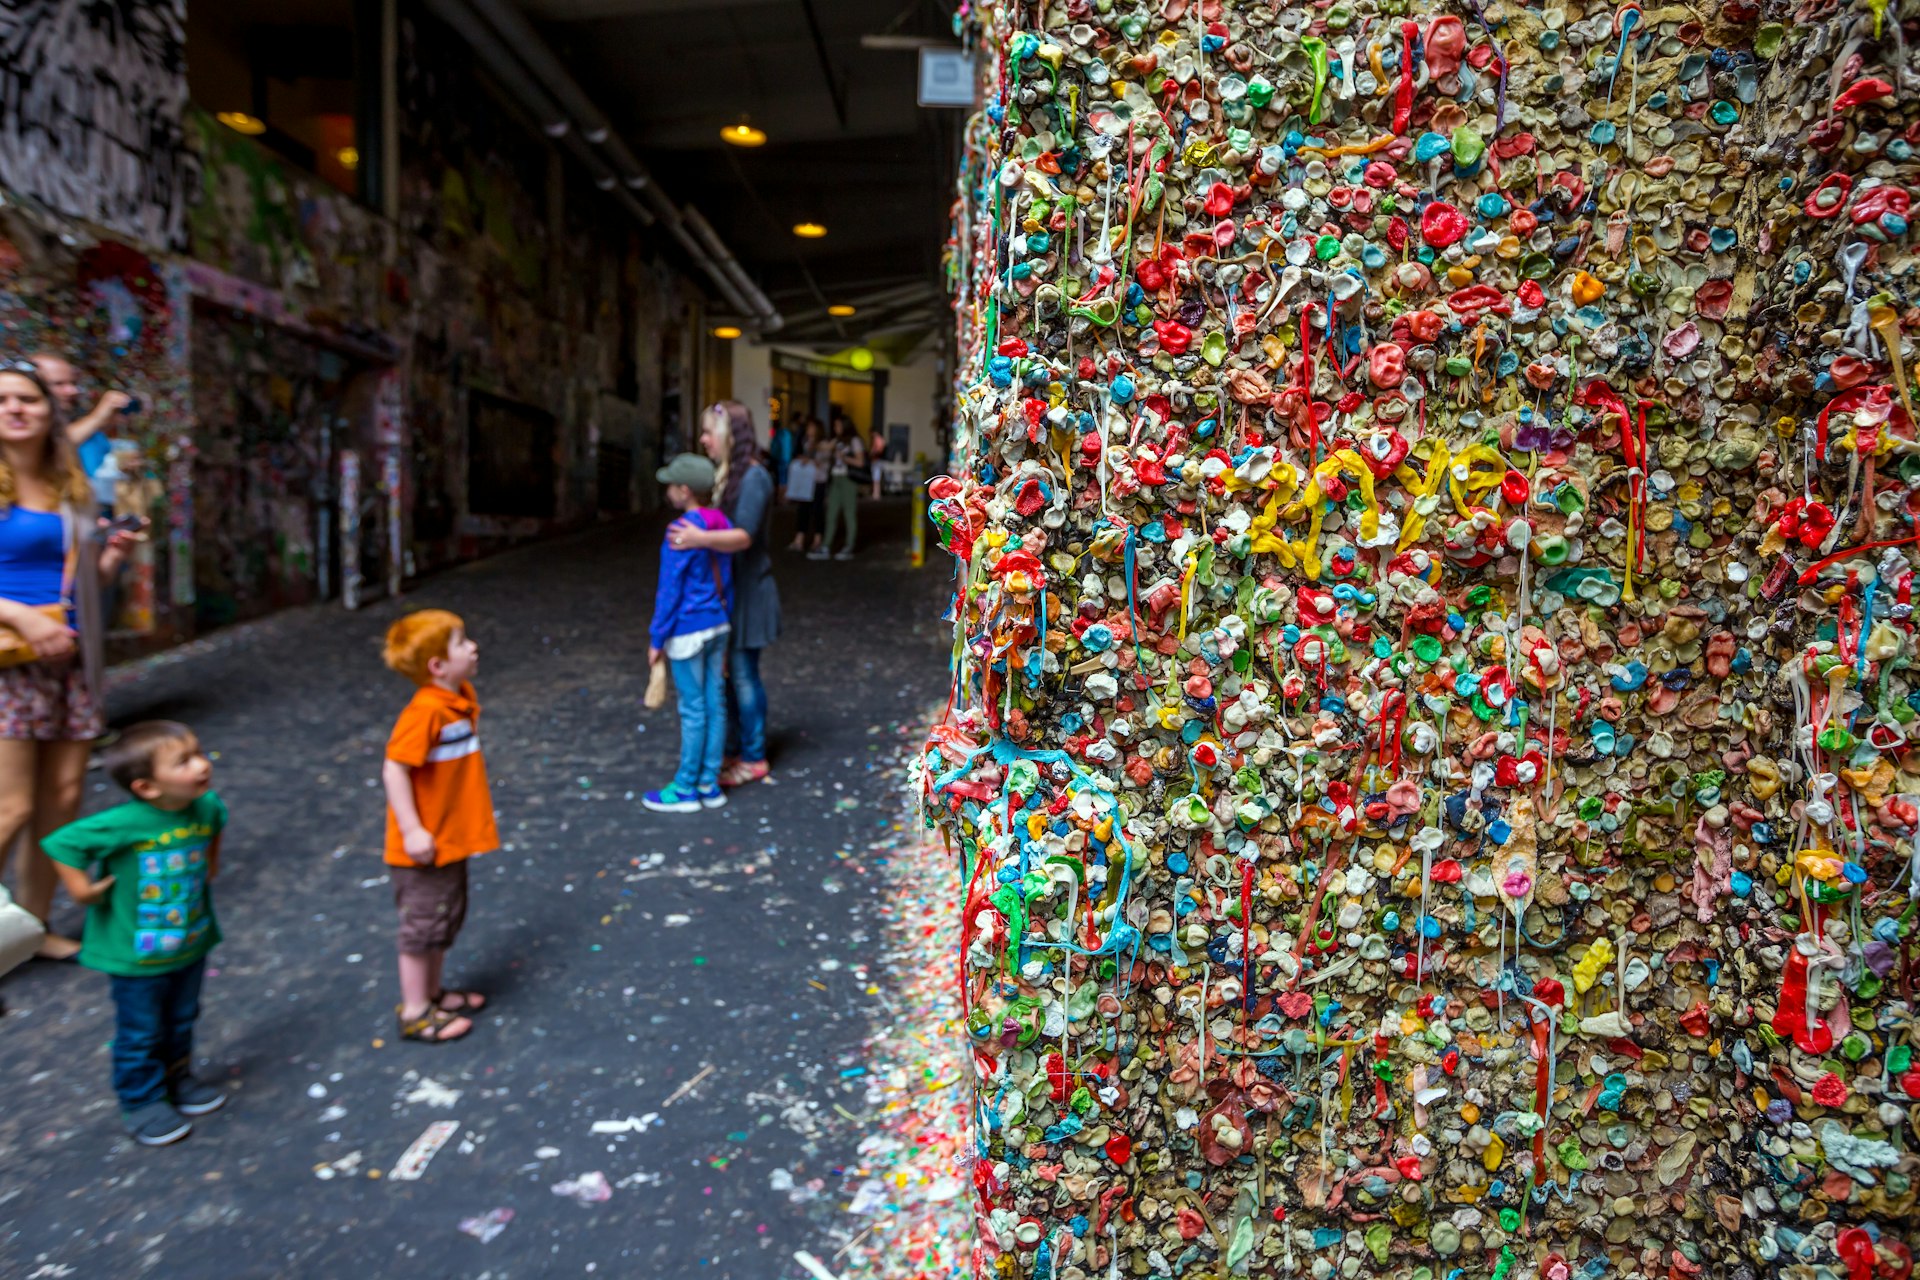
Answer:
[{"left": 392, "top": 860, "right": 468, "bottom": 954}]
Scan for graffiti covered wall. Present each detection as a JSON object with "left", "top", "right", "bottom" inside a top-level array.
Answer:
[
  {"left": 0, "top": 0, "right": 196, "bottom": 249},
  {"left": 928, "top": 2, "right": 1920, "bottom": 1279},
  {"left": 0, "top": 201, "right": 189, "bottom": 632},
  {"left": 0, "top": 1, "right": 701, "bottom": 642}
]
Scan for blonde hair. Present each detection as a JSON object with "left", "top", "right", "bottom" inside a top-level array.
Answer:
[
  {"left": 383, "top": 609, "right": 464, "bottom": 685},
  {"left": 705, "top": 400, "right": 757, "bottom": 511},
  {"left": 0, "top": 368, "right": 95, "bottom": 511}
]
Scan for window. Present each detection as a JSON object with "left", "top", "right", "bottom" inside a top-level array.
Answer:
[{"left": 187, "top": 0, "right": 374, "bottom": 200}]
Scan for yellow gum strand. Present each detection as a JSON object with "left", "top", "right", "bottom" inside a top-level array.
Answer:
[
  {"left": 1445, "top": 444, "right": 1507, "bottom": 519},
  {"left": 1396, "top": 445, "right": 1453, "bottom": 553},
  {"left": 1282, "top": 450, "right": 1381, "bottom": 541},
  {"left": 1298, "top": 133, "right": 1398, "bottom": 160}
]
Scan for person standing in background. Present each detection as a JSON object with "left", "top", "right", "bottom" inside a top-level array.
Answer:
[
  {"left": 768, "top": 414, "right": 796, "bottom": 500},
  {"left": 0, "top": 363, "right": 140, "bottom": 961},
  {"left": 31, "top": 353, "right": 133, "bottom": 517},
  {"left": 35, "top": 352, "right": 138, "bottom": 639},
  {"left": 805, "top": 418, "right": 832, "bottom": 554},
  {"left": 868, "top": 426, "right": 889, "bottom": 500},
  {"left": 670, "top": 402, "right": 780, "bottom": 788},
  {"left": 785, "top": 418, "right": 825, "bottom": 553},
  {"left": 813, "top": 412, "right": 865, "bottom": 562}
]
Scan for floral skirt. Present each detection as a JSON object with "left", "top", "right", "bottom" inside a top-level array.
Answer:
[{"left": 0, "top": 658, "right": 104, "bottom": 741}]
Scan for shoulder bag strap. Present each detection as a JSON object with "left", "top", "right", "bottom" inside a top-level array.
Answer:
[{"left": 58, "top": 507, "right": 81, "bottom": 607}]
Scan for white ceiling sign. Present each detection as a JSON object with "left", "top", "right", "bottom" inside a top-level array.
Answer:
[{"left": 917, "top": 48, "right": 974, "bottom": 108}]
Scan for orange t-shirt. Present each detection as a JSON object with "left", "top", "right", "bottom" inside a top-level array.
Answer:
[{"left": 384, "top": 682, "right": 499, "bottom": 867}]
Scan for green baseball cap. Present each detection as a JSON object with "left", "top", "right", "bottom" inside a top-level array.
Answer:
[{"left": 656, "top": 453, "right": 717, "bottom": 490}]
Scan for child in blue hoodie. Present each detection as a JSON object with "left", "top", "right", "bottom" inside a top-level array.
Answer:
[{"left": 645, "top": 454, "right": 735, "bottom": 813}]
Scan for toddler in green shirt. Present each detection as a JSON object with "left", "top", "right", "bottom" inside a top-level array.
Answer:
[{"left": 44, "top": 720, "right": 229, "bottom": 1146}]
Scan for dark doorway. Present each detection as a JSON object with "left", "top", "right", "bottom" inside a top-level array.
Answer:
[
  {"left": 467, "top": 390, "right": 557, "bottom": 519},
  {"left": 189, "top": 305, "right": 377, "bottom": 629}
]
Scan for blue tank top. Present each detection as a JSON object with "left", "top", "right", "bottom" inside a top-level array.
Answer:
[{"left": 0, "top": 508, "right": 68, "bottom": 606}]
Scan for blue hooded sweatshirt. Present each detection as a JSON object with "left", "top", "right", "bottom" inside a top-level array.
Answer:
[{"left": 650, "top": 508, "right": 735, "bottom": 650}]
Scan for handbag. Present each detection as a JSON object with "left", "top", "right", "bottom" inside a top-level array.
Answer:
[
  {"left": 0, "top": 509, "right": 78, "bottom": 670},
  {"left": 0, "top": 880, "right": 46, "bottom": 978},
  {"left": 644, "top": 658, "right": 671, "bottom": 709}
]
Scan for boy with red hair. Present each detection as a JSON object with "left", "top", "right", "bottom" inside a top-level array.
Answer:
[{"left": 380, "top": 609, "right": 497, "bottom": 1042}]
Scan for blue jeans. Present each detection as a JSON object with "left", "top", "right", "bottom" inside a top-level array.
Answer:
[
  {"left": 727, "top": 646, "right": 767, "bottom": 765},
  {"left": 108, "top": 958, "right": 206, "bottom": 1112},
  {"left": 670, "top": 633, "right": 729, "bottom": 790}
]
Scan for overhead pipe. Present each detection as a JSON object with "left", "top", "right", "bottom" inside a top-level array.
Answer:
[
  {"left": 420, "top": 0, "right": 654, "bottom": 225},
  {"left": 640, "top": 197, "right": 769, "bottom": 328},
  {"left": 431, "top": 0, "right": 780, "bottom": 330},
  {"left": 683, "top": 206, "right": 786, "bottom": 334},
  {"left": 465, "top": 0, "right": 651, "bottom": 187},
  {"left": 463, "top": 0, "right": 779, "bottom": 328}
]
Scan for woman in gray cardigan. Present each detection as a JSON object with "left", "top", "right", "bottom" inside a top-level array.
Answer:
[{"left": 669, "top": 401, "right": 779, "bottom": 786}]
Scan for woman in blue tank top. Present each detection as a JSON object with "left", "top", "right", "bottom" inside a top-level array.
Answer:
[{"left": 0, "top": 364, "right": 139, "bottom": 960}]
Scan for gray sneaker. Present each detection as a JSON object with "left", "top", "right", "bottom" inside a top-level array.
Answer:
[
  {"left": 123, "top": 1102, "right": 191, "bottom": 1146},
  {"left": 169, "top": 1074, "right": 227, "bottom": 1116}
]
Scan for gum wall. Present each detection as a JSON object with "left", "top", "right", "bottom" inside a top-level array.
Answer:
[{"left": 921, "top": 0, "right": 1920, "bottom": 1277}]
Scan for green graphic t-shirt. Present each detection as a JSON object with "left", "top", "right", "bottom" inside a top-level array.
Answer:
[{"left": 43, "top": 792, "right": 228, "bottom": 977}]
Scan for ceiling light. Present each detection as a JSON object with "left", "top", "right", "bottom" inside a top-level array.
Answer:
[
  {"left": 711, "top": 325, "right": 743, "bottom": 340},
  {"left": 217, "top": 111, "right": 266, "bottom": 136},
  {"left": 721, "top": 122, "right": 767, "bottom": 147},
  {"left": 849, "top": 347, "right": 876, "bottom": 372},
  {"left": 336, "top": 146, "right": 360, "bottom": 170},
  {"left": 828, "top": 304, "right": 857, "bottom": 317},
  {"left": 792, "top": 222, "right": 828, "bottom": 239}
]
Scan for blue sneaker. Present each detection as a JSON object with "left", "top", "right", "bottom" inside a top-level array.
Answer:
[
  {"left": 642, "top": 784, "right": 703, "bottom": 814},
  {"left": 698, "top": 786, "right": 727, "bottom": 810}
]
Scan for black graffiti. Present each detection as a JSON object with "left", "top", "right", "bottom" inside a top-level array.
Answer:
[{"left": 0, "top": 0, "right": 196, "bottom": 249}]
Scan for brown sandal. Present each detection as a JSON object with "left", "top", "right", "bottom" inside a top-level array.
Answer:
[
  {"left": 432, "top": 989, "right": 487, "bottom": 1013},
  {"left": 396, "top": 1004, "right": 473, "bottom": 1042},
  {"left": 718, "top": 760, "right": 769, "bottom": 787}
]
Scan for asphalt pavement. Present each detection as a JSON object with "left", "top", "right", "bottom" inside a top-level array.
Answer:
[{"left": 0, "top": 500, "right": 952, "bottom": 1280}]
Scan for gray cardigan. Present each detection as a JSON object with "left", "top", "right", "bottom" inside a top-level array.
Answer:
[{"left": 726, "top": 464, "right": 780, "bottom": 651}]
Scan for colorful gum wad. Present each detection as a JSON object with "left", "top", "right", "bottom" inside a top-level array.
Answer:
[{"left": 922, "top": 2, "right": 1920, "bottom": 1279}]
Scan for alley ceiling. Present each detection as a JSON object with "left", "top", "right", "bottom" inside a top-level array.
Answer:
[{"left": 521, "top": 0, "right": 959, "bottom": 343}]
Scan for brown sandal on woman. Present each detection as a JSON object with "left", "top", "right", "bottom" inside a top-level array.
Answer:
[
  {"left": 718, "top": 760, "right": 769, "bottom": 787},
  {"left": 397, "top": 1004, "right": 473, "bottom": 1043},
  {"left": 433, "top": 989, "right": 487, "bottom": 1013}
]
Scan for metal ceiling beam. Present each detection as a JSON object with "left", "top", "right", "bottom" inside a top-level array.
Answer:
[
  {"left": 421, "top": 0, "right": 653, "bottom": 219},
  {"left": 449, "top": 0, "right": 779, "bottom": 330},
  {"left": 780, "top": 296, "right": 940, "bottom": 340},
  {"left": 781, "top": 280, "right": 935, "bottom": 310},
  {"left": 797, "top": 0, "right": 848, "bottom": 129},
  {"left": 766, "top": 274, "right": 927, "bottom": 302},
  {"left": 527, "top": 0, "right": 784, "bottom": 15}
]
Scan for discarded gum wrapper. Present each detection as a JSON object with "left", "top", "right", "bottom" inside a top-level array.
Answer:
[
  {"left": 456, "top": 1207, "right": 513, "bottom": 1243},
  {"left": 387, "top": 1119, "right": 458, "bottom": 1182},
  {"left": 550, "top": 1171, "right": 612, "bottom": 1205},
  {"left": 588, "top": 1112, "right": 660, "bottom": 1134},
  {"left": 792, "top": 1251, "right": 845, "bottom": 1280}
]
